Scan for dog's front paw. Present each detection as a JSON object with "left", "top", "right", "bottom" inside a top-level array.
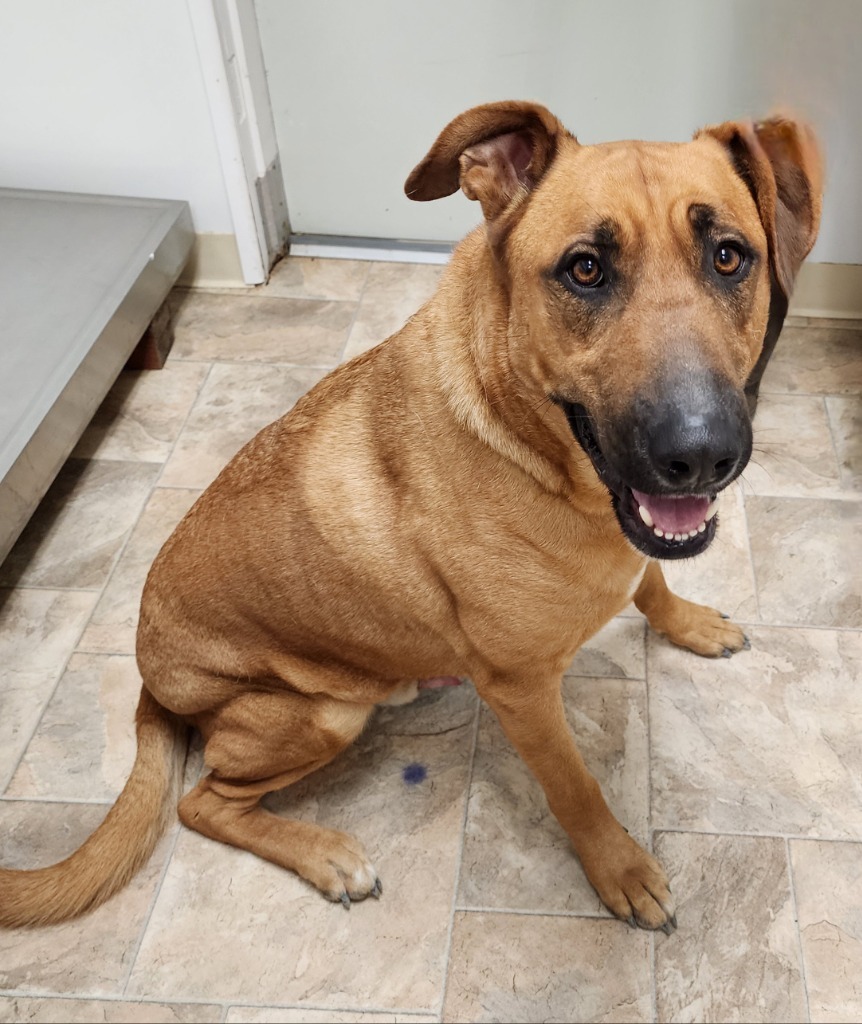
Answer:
[
  {"left": 652, "top": 597, "right": 749, "bottom": 658},
  {"left": 298, "top": 828, "right": 382, "bottom": 908},
  {"left": 579, "top": 824, "right": 677, "bottom": 933}
]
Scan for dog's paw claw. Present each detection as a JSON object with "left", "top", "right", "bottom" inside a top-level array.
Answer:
[
  {"left": 742, "top": 635, "right": 751, "bottom": 651},
  {"left": 720, "top": 612, "right": 730, "bottom": 619},
  {"left": 339, "top": 892, "right": 351, "bottom": 910},
  {"left": 661, "top": 919, "right": 676, "bottom": 936},
  {"left": 371, "top": 878, "right": 383, "bottom": 899},
  {"left": 626, "top": 915, "right": 637, "bottom": 930},
  {"left": 721, "top": 647, "right": 733, "bottom": 658}
]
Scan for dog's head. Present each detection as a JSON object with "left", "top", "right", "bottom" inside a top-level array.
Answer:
[{"left": 406, "top": 101, "right": 823, "bottom": 559}]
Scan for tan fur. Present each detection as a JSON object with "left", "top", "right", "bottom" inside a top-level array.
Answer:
[{"left": 0, "top": 102, "right": 822, "bottom": 931}]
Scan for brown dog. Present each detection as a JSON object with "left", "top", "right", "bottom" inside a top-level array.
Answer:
[{"left": 0, "top": 101, "right": 822, "bottom": 932}]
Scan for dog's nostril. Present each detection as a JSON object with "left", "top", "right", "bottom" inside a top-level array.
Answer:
[
  {"left": 667, "top": 460, "right": 690, "bottom": 478},
  {"left": 714, "top": 456, "right": 734, "bottom": 474}
]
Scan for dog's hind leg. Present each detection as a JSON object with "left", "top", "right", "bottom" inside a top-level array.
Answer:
[
  {"left": 178, "top": 688, "right": 380, "bottom": 905},
  {"left": 634, "top": 561, "right": 749, "bottom": 658}
]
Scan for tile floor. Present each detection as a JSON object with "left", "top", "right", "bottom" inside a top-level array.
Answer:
[{"left": 1, "top": 257, "right": 860, "bottom": 1024}]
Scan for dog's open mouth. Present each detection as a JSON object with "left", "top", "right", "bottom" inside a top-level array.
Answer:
[{"left": 558, "top": 400, "right": 720, "bottom": 560}]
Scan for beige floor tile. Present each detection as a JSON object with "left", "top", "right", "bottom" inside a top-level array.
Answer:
[
  {"left": 261, "top": 256, "right": 370, "bottom": 301},
  {"left": 660, "top": 480, "right": 758, "bottom": 622},
  {"left": 0, "top": 997, "right": 221, "bottom": 1023},
  {"left": 442, "top": 911, "right": 651, "bottom": 1023},
  {"left": 653, "top": 832, "right": 806, "bottom": 1024},
  {"left": 126, "top": 686, "right": 477, "bottom": 1009},
  {"left": 0, "top": 460, "right": 160, "bottom": 590},
  {"left": 743, "top": 394, "right": 844, "bottom": 498},
  {"left": 0, "top": 801, "right": 174, "bottom": 995},
  {"left": 458, "top": 676, "right": 648, "bottom": 914},
  {"left": 827, "top": 394, "right": 862, "bottom": 491},
  {"left": 160, "top": 363, "right": 327, "bottom": 490},
  {"left": 790, "top": 839, "right": 862, "bottom": 1024},
  {"left": 72, "top": 362, "right": 210, "bottom": 463},
  {"left": 171, "top": 291, "right": 353, "bottom": 364},
  {"left": 649, "top": 626, "right": 862, "bottom": 837},
  {"left": 7, "top": 653, "right": 140, "bottom": 801},
  {"left": 0, "top": 589, "right": 97, "bottom": 790},
  {"left": 746, "top": 495, "right": 861, "bottom": 627},
  {"left": 761, "top": 325, "right": 862, "bottom": 395},
  {"left": 341, "top": 263, "right": 444, "bottom": 362},
  {"left": 566, "top": 616, "right": 646, "bottom": 679},
  {"left": 226, "top": 1009, "right": 437, "bottom": 1023},
  {"left": 78, "top": 488, "right": 200, "bottom": 655}
]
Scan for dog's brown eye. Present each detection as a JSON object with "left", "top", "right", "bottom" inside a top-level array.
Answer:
[
  {"left": 569, "top": 255, "right": 603, "bottom": 288},
  {"left": 714, "top": 243, "right": 744, "bottom": 276}
]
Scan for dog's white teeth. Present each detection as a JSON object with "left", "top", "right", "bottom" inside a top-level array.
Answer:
[
  {"left": 654, "top": 528, "right": 664, "bottom": 538},
  {"left": 688, "top": 529, "right": 699, "bottom": 539},
  {"left": 638, "top": 505, "right": 654, "bottom": 528},
  {"left": 706, "top": 499, "right": 719, "bottom": 521},
  {"left": 698, "top": 522, "right": 706, "bottom": 533}
]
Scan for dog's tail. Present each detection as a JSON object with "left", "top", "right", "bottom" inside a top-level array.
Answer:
[{"left": 0, "top": 688, "right": 187, "bottom": 928}]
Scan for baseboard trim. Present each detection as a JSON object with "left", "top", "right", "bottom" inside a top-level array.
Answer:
[
  {"left": 789, "top": 262, "right": 862, "bottom": 319},
  {"left": 177, "top": 233, "right": 245, "bottom": 288}
]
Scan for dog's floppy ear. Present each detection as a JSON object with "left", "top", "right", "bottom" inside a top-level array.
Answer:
[
  {"left": 405, "top": 101, "right": 570, "bottom": 223},
  {"left": 698, "top": 116, "right": 823, "bottom": 297}
]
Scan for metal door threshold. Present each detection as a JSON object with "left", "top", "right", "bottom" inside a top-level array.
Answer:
[
  {"left": 0, "top": 189, "right": 193, "bottom": 565},
  {"left": 288, "top": 233, "right": 453, "bottom": 265}
]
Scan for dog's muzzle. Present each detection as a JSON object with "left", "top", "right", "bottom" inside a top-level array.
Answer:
[{"left": 555, "top": 377, "right": 752, "bottom": 560}]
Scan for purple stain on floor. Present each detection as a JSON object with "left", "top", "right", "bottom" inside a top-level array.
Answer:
[{"left": 402, "top": 762, "right": 427, "bottom": 785}]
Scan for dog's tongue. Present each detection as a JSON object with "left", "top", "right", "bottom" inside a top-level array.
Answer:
[{"left": 631, "top": 489, "right": 709, "bottom": 534}]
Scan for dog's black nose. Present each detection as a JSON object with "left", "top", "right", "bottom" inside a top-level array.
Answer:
[{"left": 646, "top": 373, "right": 751, "bottom": 492}]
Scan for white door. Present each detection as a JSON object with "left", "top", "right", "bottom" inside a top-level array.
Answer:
[{"left": 254, "top": 0, "right": 854, "bottom": 263}]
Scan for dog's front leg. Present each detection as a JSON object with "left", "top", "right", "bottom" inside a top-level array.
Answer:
[
  {"left": 476, "top": 673, "right": 676, "bottom": 932},
  {"left": 634, "top": 561, "right": 749, "bottom": 658}
]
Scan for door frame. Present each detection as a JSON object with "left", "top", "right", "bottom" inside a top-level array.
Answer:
[{"left": 185, "top": 0, "right": 286, "bottom": 284}]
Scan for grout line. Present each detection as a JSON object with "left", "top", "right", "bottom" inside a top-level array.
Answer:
[
  {"left": 0, "top": 520, "right": 139, "bottom": 794},
  {"left": 173, "top": 283, "right": 363, "bottom": 305},
  {"left": 152, "top": 360, "right": 216, "bottom": 490},
  {"left": 0, "top": 990, "right": 442, "bottom": 1019},
  {"left": 785, "top": 837, "right": 813, "bottom": 1024},
  {"left": 644, "top": 616, "right": 654, "bottom": 857},
  {"left": 121, "top": 823, "right": 184, "bottom": 997},
  {"left": 822, "top": 394, "right": 848, "bottom": 490},
  {"left": 0, "top": 583, "right": 101, "bottom": 593},
  {"left": 645, "top": 619, "right": 660, "bottom": 1024},
  {"left": 221, "top": 1003, "right": 438, "bottom": 1019},
  {"left": 740, "top": 488, "right": 764, "bottom": 624},
  {"left": 337, "top": 262, "right": 372, "bottom": 364},
  {"left": 0, "top": 795, "right": 113, "bottom": 806},
  {"left": 653, "top": 826, "right": 862, "bottom": 844},
  {"left": 759, "top": 388, "right": 862, "bottom": 398},
  {"left": 168, "top": 358, "right": 342, "bottom": 371},
  {"left": 650, "top": 930, "right": 658, "bottom": 1024},
  {"left": 436, "top": 695, "right": 481, "bottom": 1020},
  {"left": 0, "top": 992, "right": 222, "bottom": 1009},
  {"left": 452, "top": 904, "right": 612, "bottom": 920}
]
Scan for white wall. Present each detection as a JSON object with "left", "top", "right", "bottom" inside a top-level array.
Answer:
[
  {"left": 0, "top": 1, "right": 857, "bottom": 269},
  {"left": 257, "top": 0, "right": 861, "bottom": 264},
  {"left": 0, "top": 0, "right": 234, "bottom": 235}
]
